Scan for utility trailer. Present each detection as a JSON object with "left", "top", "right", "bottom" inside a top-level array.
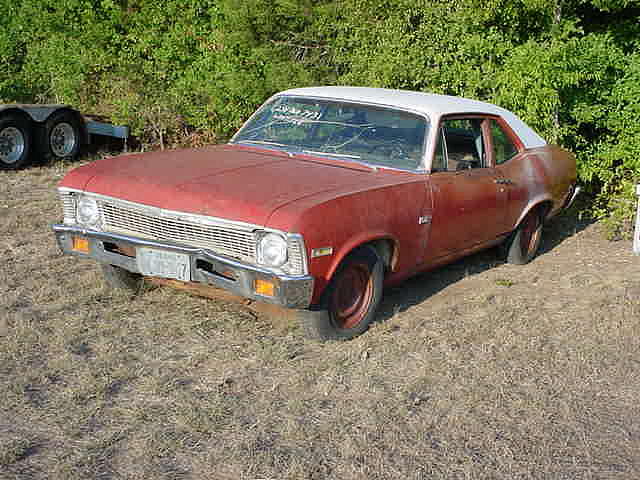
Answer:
[{"left": 0, "top": 104, "right": 129, "bottom": 170}]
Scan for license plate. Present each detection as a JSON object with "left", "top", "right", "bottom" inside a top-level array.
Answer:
[{"left": 136, "top": 248, "right": 191, "bottom": 281}]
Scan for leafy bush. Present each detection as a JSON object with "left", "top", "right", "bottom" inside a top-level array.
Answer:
[
  {"left": 1, "top": 0, "right": 639, "bottom": 225},
  {"left": 598, "top": 178, "right": 639, "bottom": 241}
]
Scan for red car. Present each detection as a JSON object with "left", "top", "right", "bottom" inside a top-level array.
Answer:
[{"left": 53, "top": 87, "right": 578, "bottom": 340}]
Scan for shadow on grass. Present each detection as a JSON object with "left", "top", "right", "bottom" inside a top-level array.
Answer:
[{"left": 375, "top": 207, "right": 595, "bottom": 323}]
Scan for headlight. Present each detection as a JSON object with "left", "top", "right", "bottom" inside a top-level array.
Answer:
[
  {"left": 257, "top": 232, "right": 288, "bottom": 267},
  {"left": 76, "top": 196, "right": 101, "bottom": 228}
]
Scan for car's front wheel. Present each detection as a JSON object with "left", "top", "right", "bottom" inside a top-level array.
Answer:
[
  {"left": 300, "top": 246, "right": 383, "bottom": 341},
  {"left": 506, "top": 208, "right": 544, "bottom": 264}
]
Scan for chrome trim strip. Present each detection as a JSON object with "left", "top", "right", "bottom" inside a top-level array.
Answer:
[
  {"left": 565, "top": 185, "right": 581, "bottom": 209},
  {"left": 274, "top": 94, "right": 432, "bottom": 125}
]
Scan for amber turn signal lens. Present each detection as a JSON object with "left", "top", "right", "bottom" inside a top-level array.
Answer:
[
  {"left": 72, "top": 236, "right": 90, "bottom": 254},
  {"left": 254, "top": 279, "right": 275, "bottom": 297}
]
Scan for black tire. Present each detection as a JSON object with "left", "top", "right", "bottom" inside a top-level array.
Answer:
[
  {"left": 506, "top": 209, "right": 544, "bottom": 265},
  {"left": 0, "top": 115, "right": 32, "bottom": 170},
  {"left": 300, "top": 246, "right": 384, "bottom": 341},
  {"left": 44, "top": 111, "right": 82, "bottom": 162},
  {"left": 101, "top": 264, "right": 144, "bottom": 292}
]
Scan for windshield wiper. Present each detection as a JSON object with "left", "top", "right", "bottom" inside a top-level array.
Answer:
[
  {"left": 239, "top": 140, "right": 291, "bottom": 148},
  {"left": 302, "top": 150, "right": 361, "bottom": 159}
]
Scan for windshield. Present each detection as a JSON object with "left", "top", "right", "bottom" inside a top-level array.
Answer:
[{"left": 232, "top": 96, "right": 429, "bottom": 170}]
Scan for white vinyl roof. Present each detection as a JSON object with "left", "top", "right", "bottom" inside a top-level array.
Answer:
[{"left": 279, "top": 86, "right": 546, "bottom": 148}]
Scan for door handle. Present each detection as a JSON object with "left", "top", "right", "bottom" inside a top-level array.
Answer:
[{"left": 495, "top": 178, "right": 513, "bottom": 185}]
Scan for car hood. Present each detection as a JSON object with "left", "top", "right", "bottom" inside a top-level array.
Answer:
[{"left": 61, "top": 144, "right": 400, "bottom": 227}]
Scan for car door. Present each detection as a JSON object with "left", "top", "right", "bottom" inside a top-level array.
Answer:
[
  {"left": 425, "top": 116, "right": 508, "bottom": 260},
  {"left": 487, "top": 117, "right": 531, "bottom": 231}
]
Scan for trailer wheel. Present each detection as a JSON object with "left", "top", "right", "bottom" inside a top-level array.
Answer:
[
  {"left": 45, "top": 111, "right": 81, "bottom": 161},
  {"left": 0, "top": 115, "right": 32, "bottom": 170}
]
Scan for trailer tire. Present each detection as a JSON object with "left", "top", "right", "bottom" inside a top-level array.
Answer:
[
  {"left": 0, "top": 115, "right": 32, "bottom": 170},
  {"left": 45, "top": 111, "right": 81, "bottom": 162}
]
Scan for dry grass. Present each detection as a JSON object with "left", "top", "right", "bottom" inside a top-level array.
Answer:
[{"left": 1, "top": 158, "right": 639, "bottom": 479}]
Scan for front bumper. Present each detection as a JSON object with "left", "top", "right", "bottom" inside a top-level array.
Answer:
[{"left": 52, "top": 224, "right": 314, "bottom": 309}]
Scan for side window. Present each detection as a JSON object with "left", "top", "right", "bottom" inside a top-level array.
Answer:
[
  {"left": 434, "top": 118, "right": 485, "bottom": 172},
  {"left": 432, "top": 128, "right": 446, "bottom": 171},
  {"left": 491, "top": 120, "right": 518, "bottom": 165}
]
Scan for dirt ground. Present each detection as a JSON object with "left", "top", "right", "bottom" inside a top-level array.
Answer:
[{"left": 1, "top": 158, "right": 639, "bottom": 479}]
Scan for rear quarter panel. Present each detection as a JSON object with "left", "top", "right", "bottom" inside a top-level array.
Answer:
[
  {"left": 497, "top": 145, "right": 576, "bottom": 229},
  {"left": 537, "top": 145, "right": 577, "bottom": 217}
]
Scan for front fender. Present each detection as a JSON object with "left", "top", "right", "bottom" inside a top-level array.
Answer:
[
  {"left": 325, "top": 231, "right": 399, "bottom": 281},
  {"left": 267, "top": 179, "right": 428, "bottom": 305}
]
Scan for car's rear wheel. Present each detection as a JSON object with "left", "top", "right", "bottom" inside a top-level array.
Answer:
[
  {"left": 506, "top": 208, "right": 544, "bottom": 264},
  {"left": 300, "top": 246, "right": 383, "bottom": 341}
]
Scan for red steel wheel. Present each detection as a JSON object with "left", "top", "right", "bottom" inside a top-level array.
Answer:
[
  {"left": 506, "top": 208, "right": 544, "bottom": 265},
  {"left": 299, "top": 246, "right": 384, "bottom": 341},
  {"left": 519, "top": 211, "right": 542, "bottom": 257},
  {"left": 329, "top": 261, "right": 375, "bottom": 329}
]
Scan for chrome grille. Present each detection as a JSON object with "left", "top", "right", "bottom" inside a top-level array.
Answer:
[
  {"left": 57, "top": 188, "right": 308, "bottom": 276},
  {"left": 97, "top": 200, "right": 257, "bottom": 262}
]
